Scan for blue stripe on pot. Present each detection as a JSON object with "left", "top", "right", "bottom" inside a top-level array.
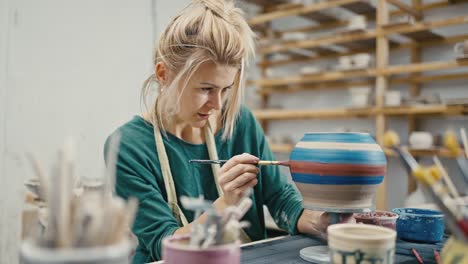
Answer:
[
  {"left": 292, "top": 173, "right": 384, "bottom": 185},
  {"left": 290, "top": 148, "right": 387, "bottom": 165},
  {"left": 301, "top": 133, "right": 377, "bottom": 143}
]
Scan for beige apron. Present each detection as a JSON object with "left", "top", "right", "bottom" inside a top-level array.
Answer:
[{"left": 151, "top": 114, "right": 251, "bottom": 243}]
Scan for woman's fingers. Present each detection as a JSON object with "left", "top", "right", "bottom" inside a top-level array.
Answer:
[
  {"left": 219, "top": 153, "right": 259, "bottom": 174},
  {"left": 225, "top": 178, "right": 258, "bottom": 200},
  {"left": 219, "top": 164, "right": 259, "bottom": 185},
  {"left": 223, "top": 172, "right": 258, "bottom": 191},
  {"left": 218, "top": 153, "right": 260, "bottom": 205}
]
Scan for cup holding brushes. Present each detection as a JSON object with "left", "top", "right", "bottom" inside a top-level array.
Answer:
[{"left": 20, "top": 135, "right": 138, "bottom": 264}]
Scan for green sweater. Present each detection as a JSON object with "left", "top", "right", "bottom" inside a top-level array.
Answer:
[{"left": 105, "top": 106, "right": 304, "bottom": 263}]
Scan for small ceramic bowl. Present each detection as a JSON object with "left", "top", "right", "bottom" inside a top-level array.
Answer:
[
  {"left": 392, "top": 208, "right": 444, "bottom": 243},
  {"left": 328, "top": 223, "right": 396, "bottom": 264},
  {"left": 162, "top": 235, "right": 240, "bottom": 264},
  {"left": 354, "top": 210, "right": 399, "bottom": 230}
]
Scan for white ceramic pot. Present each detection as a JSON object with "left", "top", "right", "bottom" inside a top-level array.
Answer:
[
  {"left": 353, "top": 53, "right": 372, "bottom": 68},
  {"left": 409, "top": 131, "right": 433, "bottom": 149},
  {"left": 348, "top": 15, "right": 367, "bottom": 31},
  {"left": 328, "top": 223, "right": 396, "bottom": 264},
  {"left": 384, "top": 91, "right": 401, "bottom": 106},
  {"left": 349, "top": 87, "right": 371, "bottom": 107},
  {"left": 454, "top": 40, "right": 468, "bottom": 56},
  {"left": 339, "top": 56, "right": 352, "bottom": 69}
]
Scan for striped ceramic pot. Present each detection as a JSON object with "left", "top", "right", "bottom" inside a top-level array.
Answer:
[{"left": 290, "top": 132, "right": 387, "bottom": 212}]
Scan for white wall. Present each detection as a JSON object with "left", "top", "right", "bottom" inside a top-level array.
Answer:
[{"left": 0, "top": 0, "right": 155, "bottom": 262}]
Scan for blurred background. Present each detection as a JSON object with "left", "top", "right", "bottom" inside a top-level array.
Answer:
[{"left": 1, "top": 0, "right": 467, "bottom": 262}]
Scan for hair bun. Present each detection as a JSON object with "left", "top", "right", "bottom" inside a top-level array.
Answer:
[{"left": 193, "top": 0, "right": 232, "bottom": 21}]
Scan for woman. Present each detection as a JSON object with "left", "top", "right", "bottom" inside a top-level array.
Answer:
[{"left": 105, "top": 0, "right": 350, "bottom": 262}]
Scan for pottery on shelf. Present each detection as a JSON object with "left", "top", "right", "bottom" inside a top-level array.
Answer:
[
  {"left": 354, "top": 210, "right": 399, "bottom": 230},
  {"left": 162, "top": 235, "right": 240, "bottom": 264},
  {"left": 290, "top": 132, "right": 387, "bottom": 212},
  {"left": 328, "top": 223, "right": 396, "bottom": 264}
]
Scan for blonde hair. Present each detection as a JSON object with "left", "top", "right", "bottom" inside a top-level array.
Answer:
[{"left": 142, "top": 0, "right": 256, "bottom": 139}]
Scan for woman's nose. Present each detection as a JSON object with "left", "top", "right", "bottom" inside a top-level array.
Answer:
[{"left": 208, "top": 91, "right": 223, "bottom": 110}]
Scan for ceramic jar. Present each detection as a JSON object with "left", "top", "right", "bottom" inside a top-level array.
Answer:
[
  {"left": 162, "top": 235, "right": 240, "bottom": 264},
  {"left": 392, "top": 208, "right": 445, "bottom": 243},
  {"left": 290, "top": 132, "right": 387, "bottom": 212},
  {"left": 328, "top": 223, "right": 396, "bottom": 264}
]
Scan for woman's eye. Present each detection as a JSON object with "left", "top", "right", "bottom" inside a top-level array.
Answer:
[
  {"left": 200, "top": 87, "right": 212, "bottom": 92},
  {"left": 222, "top": 87, "right": 231, "bottom": 93}
]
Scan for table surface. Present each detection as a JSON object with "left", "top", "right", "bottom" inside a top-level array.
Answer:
[
  {"left": 241, "top": 235, "right": 445, "bottom": 264},
  {"left": 153, "top": 234, "right": 445, "bottom": 263}
]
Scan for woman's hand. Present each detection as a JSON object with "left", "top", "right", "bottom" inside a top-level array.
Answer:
[
  {"left": 297, "top": 210, "right": 354, "bottom": 239},
  {"left": 218, "top": 153, "right": 259, "bottom": 206}
]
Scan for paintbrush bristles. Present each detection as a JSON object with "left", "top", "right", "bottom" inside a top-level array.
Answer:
[{"left": 383, "top": 130, "right": 400, "bottom": 148}]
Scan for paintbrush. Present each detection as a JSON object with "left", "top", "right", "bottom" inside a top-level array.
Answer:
[
  {"left": 189, "top": 159, "right": 290, "bottom": 166},
  {"left": 444, "top": 131, "right": 468, "bottom": 184}
]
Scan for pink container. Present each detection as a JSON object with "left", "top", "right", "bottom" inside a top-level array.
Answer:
[
  {"left": 354, "top": 210, "right": 399, "bottom": 230},
  {"left": 162, "top": 235, "right": 240, "bottom": 264}
]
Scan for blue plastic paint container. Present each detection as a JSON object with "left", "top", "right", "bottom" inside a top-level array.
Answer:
[{"left": 391, "top": 208, "right": 444, "bottom": 243}]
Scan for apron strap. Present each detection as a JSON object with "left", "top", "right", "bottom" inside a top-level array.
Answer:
[
  {"left": 152, "top": 112, "right": 251, "bottom": 243},
  {"left": 151, "top": 113, "right": 189, "bottom": 227}
]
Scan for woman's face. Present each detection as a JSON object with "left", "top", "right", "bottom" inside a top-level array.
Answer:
[{"left": 175, "top": 61, "right": 238, "bottom": 128}]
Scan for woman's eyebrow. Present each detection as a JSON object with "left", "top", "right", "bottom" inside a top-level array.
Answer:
[{"left": 199, "top": 81, "right": 235, "bottom": 89}]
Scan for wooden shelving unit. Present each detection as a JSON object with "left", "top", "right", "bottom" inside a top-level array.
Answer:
[{"left": 246, "top": 0, "right": 468, "bottom": 210}]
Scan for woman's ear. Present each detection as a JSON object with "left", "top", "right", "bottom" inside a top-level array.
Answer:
[{"left": 155, "top": 62, "right": 168, "bottom": 85}]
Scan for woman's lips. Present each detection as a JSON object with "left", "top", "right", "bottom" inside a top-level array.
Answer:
[{"left": 197, "top": 113, "right": 210, "bottom": 119}]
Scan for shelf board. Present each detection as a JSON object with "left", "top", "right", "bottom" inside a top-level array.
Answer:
[
  {"left": 255, "top": 72, "right": 468, "bottom": 95},
  {"left": 253, "top": 105, "right": 466, "bottom": 121},
  {"left": 402, "top": 30, "right": 444, "bottom": 42},
  {"left": 383, "top": 104, "right": 465, "bottom": 115},
  {"left": 248, "top": 0, "right": 362, "bottom": 25},
  {"left": 259, "top": 15, "right": 468, "bottom": 54},
  {"left": 253, "top": 60, "right": 468, "bottom": 87},
  {"left": 341, "top": 0, "right": 376, "bottom": 19},
  {"left": 253, "top": 107, "right": 375, "bottom": 120},
  {"left": 260, "top": 29, "right": 378, "bottom": 54},
  {"left": 269, "top": 143, "right": 466, "bottom": 158},
  {"left": 386, "top": 0, "right": 423, "bottom": 20},
  {"left": 383, "top": 15, "right": 468, "bottom": 36},
  {"left": 258, "top": 33, "right": 468, "bottom": 68},
  {"left": 384, "top": 147, "right": 467, "bottom": 158}
]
